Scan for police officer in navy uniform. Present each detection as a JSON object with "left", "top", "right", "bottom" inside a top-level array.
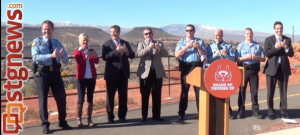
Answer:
[
  {"left": 207, "top": 29, "right": 236, "bottom": 119},
  {"left": 175, "top": 24, "right": 207, "bottom": 121},
  {"left": 236, "top": 28, "right": 265, "bottom": 119},
  {"left": 31, "top": 20, "right": 72, "bottom": 134}
]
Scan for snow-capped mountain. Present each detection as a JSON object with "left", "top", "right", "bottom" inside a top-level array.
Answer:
[{"left": 1, "top": 21, "right": 299, "bottom": 41}]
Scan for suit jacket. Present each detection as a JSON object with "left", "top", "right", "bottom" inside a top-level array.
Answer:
[
  {"left": 263, "top": 35, "right": 294, "bottom": 76},
  {"left": 74, "top": 48, "right": 99, "bottom": 80},
  {"left": 136, "top": 40, "right": 169, "bottom": 79},
  {"left": 102, "top": 39, "right": 135, "bottom": 81}
]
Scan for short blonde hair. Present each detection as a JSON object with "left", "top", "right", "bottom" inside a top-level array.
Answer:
[{"left": 78, "top": 33, "right": 89, "bottom": 43}]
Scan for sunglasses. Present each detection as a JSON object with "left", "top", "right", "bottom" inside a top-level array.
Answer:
[
  {"left": 186, "top": 30, "right": 193, "bottom": 32},
  {"left": 144, "top": 32, "right": 152, "bottom": 35}
]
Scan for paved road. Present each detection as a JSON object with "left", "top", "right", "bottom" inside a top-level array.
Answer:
[{"left": 19, "top": 84, "right": 300, "bottom": 135}]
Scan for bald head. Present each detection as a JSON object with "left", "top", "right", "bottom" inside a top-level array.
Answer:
[{"left": 214, "top": 29, "right": 223, "bottom": 44}]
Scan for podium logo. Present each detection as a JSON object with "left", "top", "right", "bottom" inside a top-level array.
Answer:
[
  {"left": 205, "top": 59, "right": 241, "bottom": 98},
  {"left": 215, "top": 65, "right": 232, "bottom": 82}
]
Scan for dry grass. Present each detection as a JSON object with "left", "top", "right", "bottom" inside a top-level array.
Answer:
[
  {"left": 24, "top": 108, "right": 40, "bottom": 121},
  {"left": 128, "top": 97, "right": 138, "bottom": 105},
  {"left": 93, "top": 98, "right": 106, "bottom": 110}
]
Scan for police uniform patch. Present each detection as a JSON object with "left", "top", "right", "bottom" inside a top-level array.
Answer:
[{"left": 32, "top": 41, "right": 36, "bottom": 47}]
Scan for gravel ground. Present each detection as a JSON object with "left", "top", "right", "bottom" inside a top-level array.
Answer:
[{"left": 256, "top": 118, "right": 300, "bottom": 134}]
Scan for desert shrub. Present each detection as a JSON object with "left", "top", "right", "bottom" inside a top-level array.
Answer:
[
  {"left": 293, "top": 63, "right": 300, "bottom": 68},
  {"left": 67, "top": 84, "right": 75, "bottom": 90},
  {"left": 93, "top": 98, "right": 106, "bottom": 110},
  {"left": 21, "top": 80, "right": 37, "bottom": 97},
  {"left": 128, "top": 97, "right": 137, "bottom": 105},
  {"left": 24, "top": 108, "right": 39, "bottom": 121}
]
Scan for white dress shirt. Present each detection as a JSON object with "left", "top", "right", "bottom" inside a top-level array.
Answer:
[{"left": 78, "top": 47, "right": 92, "bottom": 79}]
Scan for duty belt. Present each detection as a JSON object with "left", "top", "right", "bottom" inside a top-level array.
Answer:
[{"left": 242, "top": 63, "right": 258, "bottom": 70}]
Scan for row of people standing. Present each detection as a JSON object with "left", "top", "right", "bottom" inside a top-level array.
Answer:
[
  {"left": 31, "top": 20, "right": 294, "bottom": 134},
  {"left": 175, "top": 21, "right": 294, "bottom": 121}
]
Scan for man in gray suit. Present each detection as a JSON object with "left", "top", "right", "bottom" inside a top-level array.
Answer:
[{"left": 136, "top": 27, "right": 169, "bottom": 122}]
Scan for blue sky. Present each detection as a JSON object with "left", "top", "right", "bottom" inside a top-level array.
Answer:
[{"left": 1, "top": 0, "right": 299, "bottom": 34}]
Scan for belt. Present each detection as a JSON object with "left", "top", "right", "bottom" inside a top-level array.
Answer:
[
  {"left": 181, "top": 61, "right": 201, "bottom": 66},
  {"left": 42, "top": 65, "right": 61, "bottom": 72},
  {"left": 242, "top": 63, "right": 258, "bottom": 69}
]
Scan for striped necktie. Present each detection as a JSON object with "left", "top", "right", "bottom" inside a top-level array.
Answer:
[{"left": 116, "top": 41, "right": 122, "bottom": 68}]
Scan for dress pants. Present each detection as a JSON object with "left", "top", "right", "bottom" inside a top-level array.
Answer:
[
  {"left": 178, "top": 63, "right": 200, "bottom": 117},
  {"left": 35, "top": 71, "right": 67, "bottom": 128},
  {"left": 76, "top": 78, "right": 96, "bottom": 104},
  {"left": 140, "top": 68, "right": 163, "bottom": 119},
  {"left": 238, "top": 68, "right": 260, "bottom": 113},
  {"left": 266, "top": 66, "right": 288, "bottom": 115},
  {"left": 106, "top": 70, "right": 128, "bottom": 120}
]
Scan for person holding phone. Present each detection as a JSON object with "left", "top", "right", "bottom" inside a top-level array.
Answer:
[{"left": 74, "top": 33, "right": 99, "bottom": 127}]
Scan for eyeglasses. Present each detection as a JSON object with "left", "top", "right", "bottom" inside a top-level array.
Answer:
[
  {"left": 144, "top": 32, "right": 152, "bottom": 35},
  {"left": 186, "top": 30, "right": 193, "bottom": 33}
]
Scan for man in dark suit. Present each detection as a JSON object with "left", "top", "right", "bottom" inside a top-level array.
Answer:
[
  {"left": 263, "top": 21, "right": 294, "bottom": 120},
  {"left": 102, "top": 25, "right": 135, "bottom": 123}
]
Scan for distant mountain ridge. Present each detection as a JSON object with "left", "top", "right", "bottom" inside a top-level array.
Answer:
[{"left": 1, "top": 21, "right": 299, "bottom": 42}]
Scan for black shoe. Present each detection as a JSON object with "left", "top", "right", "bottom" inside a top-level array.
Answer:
[
  {"left": 229, "top": 114, "right": 236, "bottom": 119},
  {"left": 108, "top": 119, "right": 114, "bottom": 124},
  {"left": 42, "top": 126, "right": 50, "bottom": 134},
  {"left": 119, "top": 118, "right": 128, "bottom": 123},
  {"left": 252, "top": 112, "right": 264, "bottom": 119},
  {"left": 152, "top": 117, "right": 164, "bottom": 121},
  {"left": 281, "top": 114, "right": 290, "bottom": 119},
  {"left": 237, "top": 113, "right": 245, "bottom": 119},
  {"left": 61, "top": 123, "right": 73, "bottom": 130},
  {"left": 268, "top": 114, "right": 276, "bottom": 120},
  {"left": 141, "top": 117, "right": 147, "bottom": 122},
  {"left": 178, "top": 115, "right": 185, "bottom": 121}
]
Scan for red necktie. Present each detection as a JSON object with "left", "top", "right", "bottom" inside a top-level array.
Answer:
[{"left": 116, "top": 41, "right": 122, "bottom": 68}]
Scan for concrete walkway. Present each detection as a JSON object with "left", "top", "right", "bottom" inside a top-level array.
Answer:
[{"left": 19, "top": 84, "right": 300, "bottom": 135}]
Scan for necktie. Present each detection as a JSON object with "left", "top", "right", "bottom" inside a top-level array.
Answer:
[
  {"left": 277, "top": 38, "right": 281, "bottom": 64},
  {"left": 47, "top": 39, "right": 57, "bottom": 66},
  {"left": 116, "top": 41, "right": 122, "bottom": 68}
]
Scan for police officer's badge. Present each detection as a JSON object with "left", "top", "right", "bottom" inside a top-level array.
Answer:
[
  {"left": 176, "top": 42, "right": 180, "bottom": 46},
  {"left": 32, "top": 41, "right": 36, "bottom": 47}
]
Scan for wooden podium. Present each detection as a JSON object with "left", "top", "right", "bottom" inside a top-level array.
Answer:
[{"left": 186, "top": 67, "right": 245, "bottom": 135}]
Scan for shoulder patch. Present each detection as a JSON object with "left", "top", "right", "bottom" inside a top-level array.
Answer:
[{"left": 32, "top": 41, "right": 36, "bottom": 47}]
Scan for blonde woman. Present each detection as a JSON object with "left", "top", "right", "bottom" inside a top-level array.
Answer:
[{"left": 74, "top": 33, "right": 99, "bottom": 127}]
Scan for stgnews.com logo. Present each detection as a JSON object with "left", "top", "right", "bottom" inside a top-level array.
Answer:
[{"left": 2, "top": 3, "right": 29, "bottom": 135}]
